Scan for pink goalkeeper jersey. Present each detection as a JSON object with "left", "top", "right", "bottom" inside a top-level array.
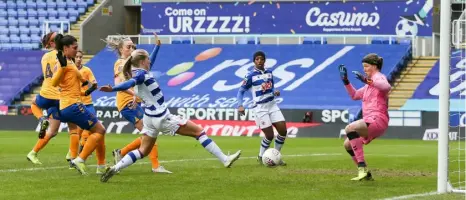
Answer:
[{"left": 344, "top": 71, "right": 391, "bottom": 123}]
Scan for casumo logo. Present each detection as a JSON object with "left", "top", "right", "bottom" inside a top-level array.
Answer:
[{"left": 305, "top": 7, "right": 380, "bottom": 27}]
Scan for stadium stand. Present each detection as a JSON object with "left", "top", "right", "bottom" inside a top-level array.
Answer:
[{"left": 0, "top": 0, "right": 96, "bottom": 50}]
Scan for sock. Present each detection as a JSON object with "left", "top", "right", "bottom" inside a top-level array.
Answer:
[
  {"left": 419, "top": 0, "right": 433, "bottom": 18},
  {"left": 120, "top": 137, "right": 142, "bottom": 156},
  {"left": 114, "top": 149, "right": 143, "bottom": 171},
  {"left": 347, "top": 131, "right": 366, "bottom": 167},
  {"left": 78, "top": 133, "right": 103, "bottom": 161},
  {"left": 149, "top": 143, "right": 159, "bottom": 169},
  {"left": 32, "top": 134, "right": 51, "bottom": 153},
  {"left": 274, "top": 134, "right": 286, "bottom": 151},
  {"left": 31, "top": 103, "right": 43, "bottom": 120},
  {"left": 95, "top": 134, "right": 106, "bottom": 165},
  {"left": 346, "top": 149, "right": 358, "bottom": 166},
  {"left": 69, "top": 132, "right": 79, "bottom": 159},
  {"left": 259, "top": 137, "right": 272, "bottom": 157},
  {"left": 196, "top": 132, "right": 228, "bottom": 163},
  {"left": 79, "top": 130, "right": 90, "bottom": 153}
]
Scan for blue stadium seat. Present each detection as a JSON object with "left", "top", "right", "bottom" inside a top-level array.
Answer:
[
  {"left": 31, "top": 34, "right": 41, "bottom": 43},
  {"left": 28, "top": 17, "right": 39, "bottom": 26},
  {"left": 69, "top": 16, "right": 77, "bottom": 23},
  {"left": 49, "top": 24, "right": 59, "bottom": 32},
  {"left": 0, "top": 17, "right": 6, "bottom": 26},
  {"left": 48, "top": 10, "right": 58, "bottom": 18},
  {"left": 87, "top": 0, "right": 95, "bottom": 6},
  {"left": 303, "top": 37, "right": 327, "bottom": 44},
  {"left": 46, "top": 2, "right": 57, "bottom": 9},
  {"left": 18, "top": 17, "right": 28, "bottom": 26},
  {"left": 8, "top": 17, "right": 17, "bottom": 26},
  {"left": 47, "top": 16, "right": 59, "bottom": 21},
  {"left": 2, "top": 43, "right": 12, "bottom": 50},
  {"left": 7, "top": 9, "right": 17, "bottom": 17},
  {"left": 9, "top": 26, "right": 19, "bottom": 35},
  {"left": 38, "top": 16, "right": 46, "bottom": 22},
  {"left": 10, "top": 35, "right": 20, "bottom": 43},
  {"left": 57, "top": 1, "right": 67, "bottom": 8},
  {"left": 67, "top": 1, "right": 78, "bottom": 9},
  {"left": 0, "top": 26, "right": 8, "bottom": 34},
  {"left": 17, "top": 9, "right": 27, "bottom": 18},
  {"left": 19, "top": 26, "right": 29, "bottom": 35},
  {"left": 6, "top": 1, "right": 16, "bottom": 9},
  {"left": 37, "top": 1, "right": 47, "bottom": 9},
  {"left": 38, "top": 9, "right": 47, "bottom": 17},
  {"left": 0, "top": 34, "right": 9, "bottom": 43},
  {"left": 78, "top": 1, "right": 87, "bottom": 9},
  {"left": 58, "top": 11, "right": 68, "bottom": 18},
  {"left": 0, "top": 2, "right": 6, "bottom": 9},
  {"left": 69, "top": 10, "right": 79, "bottom": 18},
  {"left": 0, "top": 10, "right": 6, "bottom": 17},
  {"left": 27, "top": 8, "right": 37, "bottom": 18},
  {"left": 17, "top": 1, "right": 27, "bottom": 9},
  {"left": 78, "top": 7, "right": 85, "bottom": 14},
  {"left": 26, "top": 1, "right": 37, "bottom": 9},
  {"left": 20, "top": 34, "right": 31, "bottom": 43}
]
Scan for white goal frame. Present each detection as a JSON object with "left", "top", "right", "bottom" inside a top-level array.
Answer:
[{"left": 439, "top": 0, "right": 466, "bottom": 194}]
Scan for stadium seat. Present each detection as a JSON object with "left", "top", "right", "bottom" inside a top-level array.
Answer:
[
  {"left": 57, "top": 1, "right": 67, "bottom": 9},
  {"left": 0, "top": 26, "right": 8, "bottom": 34},
  {"left": 26, "top": 1, "right": 37, "bottom": 9},
  {"left": 28, "top": 17, "right": 39, "bottom": 26},
  {"left": 27, "top": 9, "right": 37, "bottom": 18},
  {"left": 0, "top": 10, "right": 7, "bottom": 17},
  {"left": 77, "top": 7, "right": 86, "bottom": 14},
  {"left": 0, "top": 18, "right": 6, "bottom": 26},
  {"left": 37, "top": 1, "right": 47, "bottom": 9},
  {"left": 18, "top": 17, "right": 28, "bottom": 26},
  {"left": 303, "top": 37, "right": 327, "bottom": 44},
  {"left": 30, "top": 26, "right": 41, "bottom": 35},
  {"left": 20, "top": 34, "right": 31, "bottom": 43},
  {"left": 17, "top": 1, "right": 27, "bottom": 9},
  {"left": 19, "top": 26, "right": 30, "bottom": 35},
  {"left": 9, "top": 26, "right": 19, "bottom": 34},
  {"left": 17, "top": 9, "right": 27, "bottom": 17},
  {"left": 6, "top": 1, "right": 16, "bottom": 9},
  {"left": 46, "top": 1, "right": 57, "bottom": 9},
  {"left": 7, "top": 9, "right": 17, "bottom": 17},
  {"left": 0, "top": 2, "right": 6, "bottom": 9}
]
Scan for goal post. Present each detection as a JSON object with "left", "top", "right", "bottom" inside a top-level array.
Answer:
[{"left": 440, "top": 0, "right": 466, "bottom": 194}]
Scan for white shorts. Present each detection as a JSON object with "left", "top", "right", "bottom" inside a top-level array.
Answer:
[
  {"left": 141, "top": 110, "right": 188, "bottom": 138},
  {"left": 253, "top": 101, "right": 285, "bottom": 129}
]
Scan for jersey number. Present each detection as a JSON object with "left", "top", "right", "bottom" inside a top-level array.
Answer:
[
  {"left": 45, "top": 63, "right": 53, "bottom": 78},
  {"left": 261, "top": 82, "right": 272, "bottom": 92}
]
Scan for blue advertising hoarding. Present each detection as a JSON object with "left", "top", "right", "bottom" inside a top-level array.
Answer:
[
  {"left": 87, "top": 44, "right": 410, "bottom": 110},
  {"left": 401, "top": 50, "right": 466, "bottom": 111},
  {"left": 141, "top": 1, "right": 433, "bottom": 36}
]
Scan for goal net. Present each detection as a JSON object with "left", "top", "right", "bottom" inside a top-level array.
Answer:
[{"left": 448, "top": 4, "right": 466, "bottom": 193}]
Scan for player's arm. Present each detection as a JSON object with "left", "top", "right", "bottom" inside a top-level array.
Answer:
[
  {"left": 149, "top": 32, "right": 161, "bottom": 70},
  {"left": 271, "top": 71, "right": 280, "bottom": 96},
  {"left": 101, "top": 70, "right": 146, "bottom": 92},
  {"left": 51, "top": 63, "right": 64, "bottom": 87},
  {"left": 338, "top": 64, "right": 364, "bottom": 100},
  {"left": 83, "top": 69, "right": 98, "bottom": 96},
  {"left": 114, "top": 67, "right": 136, "bottom": 96},
  {"left": 370, "top": 75, "right": 391, "bottom": 94},
  {"left": 236, "top": 75, "right": 252, "bottom": 108}
]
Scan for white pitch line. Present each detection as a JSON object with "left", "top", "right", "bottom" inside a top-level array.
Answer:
[
  {"left": 380, "top": 191, "right": 439, "bottom": 200},
  {"left": 0, "top": 153, "right": 342, "bottom": 173}
]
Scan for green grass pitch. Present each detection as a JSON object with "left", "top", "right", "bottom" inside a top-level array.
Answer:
[{"left": 0, "top": 131, "right": 464, "bottom": 200}]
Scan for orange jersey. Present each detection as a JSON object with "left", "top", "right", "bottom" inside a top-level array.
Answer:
[
  {"left": 113, "top": 58, "right": 141, "bottom": 111},
  {"left": 39, "top": 50, "right": 60, "bottom": 100},
  {"left": 79, "top": 66, "right": 96, "bottom": 105},
  {"left": 52, "top": 60, "right": 83, "bottom": 110}
]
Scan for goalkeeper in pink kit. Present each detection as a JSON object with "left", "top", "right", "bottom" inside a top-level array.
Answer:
[{"left": 338, "top": 53, "right": 391, "bottom": 181}]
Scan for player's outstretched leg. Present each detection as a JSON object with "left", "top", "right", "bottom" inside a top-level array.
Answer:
[
  {"left": 26, "top": 118, "right": 60, "bottom": 165},
  {"left": 71, "top": 122, "right": 106, "bottom": 176},
  {"left": 272, "top": 120, "right": 287, "bottom": 166},
  {"left": 345, "top": 120, "right": 372, "bottom": 181}
]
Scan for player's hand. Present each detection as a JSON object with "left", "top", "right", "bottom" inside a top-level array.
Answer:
[
  {"left": 352, "top": 71, "right": 372, "bottom": 85},
  {"left": 238, "top": 106, "right": 245, "bottom": 116},
  {"left": 153, "top": 32, "right": 161, "bottom": 46},
  {"left": 99, "top": 85, "right": 113, "bottom": 92},
  {"left": 338, "top": 64, "right": 349, "bottom": 85},
  {"left": 274, "top": 90, "right": 280, "bottom": 96},
  {"left": 56, "top": 51, "right": 67, "bottom": 67},
  {"left": 81, "top": 80, "right": 89, "bottom": 87}
]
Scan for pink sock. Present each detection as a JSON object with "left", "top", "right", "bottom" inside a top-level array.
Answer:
[{"left": 349, "top": 137, "right": 365, "bottom": 166}]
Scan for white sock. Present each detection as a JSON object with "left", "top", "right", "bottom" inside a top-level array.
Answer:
[
  {"left": 274, "top": 134, "right": 286, "bottom": 151},
  {"left": 259, "top": 138, "right": 272, "bottom": 157},
  {"left": 196, "top": 132, "right": 228, "bottom": 163},
  {"left": 114, "top": 150, "right": 142, "bottom": 171}
]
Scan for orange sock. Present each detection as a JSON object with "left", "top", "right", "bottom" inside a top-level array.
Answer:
[
  {"left": 120, "top": 137, "right": 142, "bottom": 156},
  {"left": 95, "top": 134, "right": 106, "bottom": 165},
  {"left": 80, "top": 130, "right": 90, "bottom": 146},
  {"left": 69, "top": 132, "right": 79, "bottom": 158},
  {"left": 32, "top": 134, "right": 51, "bottom": 153},
  {"left": 149, "top": 143, "right": 159, "bottom": 169},
  {"left": 31, "top": 103, "right": 43, "bottom": 120},
  {"left": 79, "top": 133, "right": 103, "bottom": 160}
]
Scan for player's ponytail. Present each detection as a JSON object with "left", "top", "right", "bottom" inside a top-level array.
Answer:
[
  {"left": 102, "top": 36, "right": 131, "bottom": 57},
  {"left": 122, "top": 56, "right": 133, "bottom": 80},
  {"left": 54, "top": 34, "right": 64, "bottom": 51},
  {"left": 377, "top": 56, "right": 384, "bottom": 70}
]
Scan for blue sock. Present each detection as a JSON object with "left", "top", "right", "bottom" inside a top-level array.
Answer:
[{"left": 274, "top": 134, "right": 286, "bottom": 151}]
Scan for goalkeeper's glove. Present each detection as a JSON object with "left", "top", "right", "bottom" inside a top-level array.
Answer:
[
  {"left": 352, "top": 71, "right": 373, "bottom": 85},
  {"left": 338, "top": 64, "right": 349, "bottom": 85}
]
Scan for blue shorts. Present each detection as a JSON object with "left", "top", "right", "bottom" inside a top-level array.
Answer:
[
  {"left": 85, "top": 104, "right": 96, "bottom": 115},
  {"left": 35, "top": 94, "right": 60, "bottom": 120},
  {"left": 60, "top": 103, "right": 98, "bottom": 130},
  {"left": 120, "top": 104, "right": 143, "bottom": 125}
]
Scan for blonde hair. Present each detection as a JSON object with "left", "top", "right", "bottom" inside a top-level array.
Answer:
[
  {"left": 122, "top": 49, "right": 149, "bottom": 80},
  {"left": 101, "top": 36, "right": 132, "bottom": 56}
]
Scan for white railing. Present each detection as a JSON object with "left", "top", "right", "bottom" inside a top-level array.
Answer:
[
  {"left": 107, "top": 34, "right": 435, "bottom": 56},
  {"left": 42, "top": 21, "right": 71, "bottom": 38}
]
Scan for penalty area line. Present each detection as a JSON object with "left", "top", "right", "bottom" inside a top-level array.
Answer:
[{"left": 380, "top": 191, "right": 439, "bottom": 200}]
